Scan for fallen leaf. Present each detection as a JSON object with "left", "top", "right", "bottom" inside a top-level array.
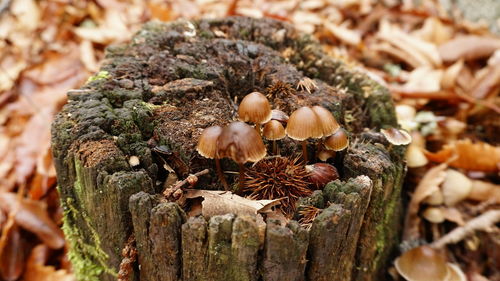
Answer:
[
  {"left": 425, "top": 139, "right": 500, "bottom": 172},
  {"left": 0, "top": 223, "right": 25, "bottom": 281},
  {"left": 469, "top": 63, "right": 500, "bottom": 99},
  {"left": 0, "top": 192, "right": 65, "bottom": 249},
  {"left": 377, "top": 20, "right": 442, "bottom": 68},
  {"left": 324, "top": 22, "right": 361, "bottom": 46},
  {"left": 412, "top": 17, "right": 453, "bottom": 45},
  {"left": 404, "top": 163, "right": 448, "bottom": 241},
  {"left": 185, "top": 190, "right": 281, "bottom": 219},
  {"left": 23, "top": 244, "right": 75, "bottom": 281},
  {"left": 438, "top": 36, "right": 500, "bottom": 62},
  {"left": 403, "top": 67, "right": 443, "bottom": 92},
  {"left": 441, "top": 59, "right": 463, "bottom": 89}
]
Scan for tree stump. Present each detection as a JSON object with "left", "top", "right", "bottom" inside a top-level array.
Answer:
[{"left": 51, "top": 17, "right": 406, "bottom": 281}]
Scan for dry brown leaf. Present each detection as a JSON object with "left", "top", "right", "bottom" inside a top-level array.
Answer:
[
  {"left": 438, "top": 36, "right": 500, "bottom": 62},
  {"left": 23, "top": 245, "right": 75, "bottom": 281},
  {"left": 412, "top": 17, "right": 453, "bottom": 45},
  {"left": 185, "top": 190, "right": 281, "bottom": 219},
  {"left": 404, "top": 163, "right": 448, "bottom": 241},
  {"left": 403, "top": 67, "right": 443, "bottom": 92},
  {"left": 0, "top": 192, "right": 65, "bottom": 249},
  {"left": 441, "top": 59, "right": 463, "bottom": 89},
  {"left": 324, "top": 22, "right": 361, "bottom": 46},
  {"left": 0, "top": 223, "right": 24, "bottom": 281},
  {"left": 469, "top": 63, "right": 500, "bottom": 99},
  {"left": 425, "top": 139, "right": 500, "bottom": 172},
  {"left": 468, "top": 180, "right": 500, "bottom": 203},
  {"left": 378, "top": 20, "right": 442, "bottom": 67}
]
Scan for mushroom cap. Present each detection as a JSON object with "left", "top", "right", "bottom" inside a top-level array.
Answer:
[
  {"left": 381, "top": 128, "right": 412, "bottom": 145},
  {"left": 311, "top": 106, "right": 340, "bottom": 136},
  {"left": 395, "top": 246, "right": 450, "bottom": 281},
  {"left": 196, "top": 125, "right": 223, "bottom": 159},
  {"left": 442, "top": 169, "right": 472, "bottom": 206},
  {"left": 238, "top": 92, "right": 272, "bottom": 124},
  {"left": 422, "top": 207, "right": 445, "bottom": 223},
  {"left": 263, "top": 120, "right": 286, "bottom": 140},
  {"left": 217, "top": 122, "right": 267, "bottom": 164},
  {"left": 271, "top": 109, "right": 289, "bottom": 124},
  {"left": 324, "top": 128, "right": 349, "bottom": 151},
  {"left": 285, "top": 106, "right": 323, "bottom": 141}
]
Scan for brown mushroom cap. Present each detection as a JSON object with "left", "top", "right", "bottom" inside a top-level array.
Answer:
[
  {"left": 311, "top": 106, "right": 340, "bottom": 136},
  {"left": 271, "top": 109, "right": 289, "bottom": 124},
  {"left": 263, "top": 120, "right": 286, "bottom": 140},
  {"left": 324, "top": 128, "right": 349, "bottom": 151},
  {"left": 217, "top": 122, "right": 267, "bottom": 164},
  {"left": 238, "top": 92, "right": 272, "bottom": 124},
  {"left": 285, "top": 106, "right": 323, "bottom": 141},
  {"left": 196, "top": 125, "right": 223, "bottom": 159},
  {"left": 381, "top": 127, "right": 412, "bottom": 145},
  {"left": 395, "top": 246, "right": 450, "bottom": 281}
]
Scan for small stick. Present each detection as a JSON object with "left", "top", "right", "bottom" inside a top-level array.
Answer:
[
  {"left": 431, "top": 210, "right": 500, "bottom": 249},
  {"left": 162, "top": 169, "right": 209, "bottom": 197}
]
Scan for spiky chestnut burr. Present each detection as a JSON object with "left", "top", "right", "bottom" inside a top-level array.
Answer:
[{"left": 242, "top": 156, "right": 313, "bottom": 217}]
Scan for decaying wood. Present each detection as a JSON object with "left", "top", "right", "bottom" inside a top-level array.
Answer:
[{"left": 52, "top": 17, "right": 406, "bottom": 281}]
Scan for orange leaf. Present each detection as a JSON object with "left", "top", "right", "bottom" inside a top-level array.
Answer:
[
  {"left": 425, "top": 139, "right": 500, "bottom": 172},
  {"left": 0, "top": 192, "right": 65, "bottom": 249}
]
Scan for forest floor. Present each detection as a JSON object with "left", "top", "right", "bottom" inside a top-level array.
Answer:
[{"left": 0, "top": 0, "right": 499, "bottom": 280}]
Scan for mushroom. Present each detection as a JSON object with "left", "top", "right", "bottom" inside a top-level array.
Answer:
[
  {"left": 441, "top": 169, "right": 472, "bottom": 206},
  {"left": 381, "top": 127, "right": 412, "bottom": 146},
  {"left": 217, "top": 122, "right": 267, "bottom": 190},
  {"left": 238, "top": 92, "right": 272, "bottom": 135},
  {"left": 324, "top": 128, "right": 349, "bottom": 152},
  {"left": 311, "top": 105, "right": 340, "bottom": 137},
  {"left": 197, "top": 125, "right": 229, "bottom": 190},
  {"left": 422, "top": 207, "right": 445, "bottom": 224},
  {"left": 270, "top": 109, "right": 289, "bottom": 126},
  {"left": 285, "top": 106, "right": 323, "bottom": 163},
  {"left": 395, "top": 246, "right": 450, "bottom": 281},
  {"left": 262, "top": 120, "right": 286, "bottom": 155}
]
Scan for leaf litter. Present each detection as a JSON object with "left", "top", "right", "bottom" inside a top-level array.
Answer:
[{"left": 1, "top": 0, "right": 500, "bottom": 279}]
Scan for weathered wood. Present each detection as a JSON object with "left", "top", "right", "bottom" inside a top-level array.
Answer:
[
  {"left": 307, "top": 204, "right": 352, "bottom": 281},
  {"left": 262, "top": 220, "right": 309, "bottom": 281},
  {"left": 230, "top": 216, "right": 260, "bottom": 281},
  {"left": 207, "top": 214, "right": 235, "bottom": 280},
  {"left": 52, "top": 16, "right": 406, "bottom": 281},
  {"left": 129, "top": 192, "right": 185, "bottom": 281},
  {"left": 342, "top": 137, "right": 406, "bottom": 281},
  {"left": 305, "top": 176, "right": 373, "bottom": 281},
  {"left": 182, "top": 217, "right": 208, "bottom": 281}
]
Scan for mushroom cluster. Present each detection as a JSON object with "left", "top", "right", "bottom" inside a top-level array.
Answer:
[
  {"left": 197, "top": 121, "right": 266, "bottom": 191},
  {"left": 197, "top": 90, "right": 348, "bottom": 196}
]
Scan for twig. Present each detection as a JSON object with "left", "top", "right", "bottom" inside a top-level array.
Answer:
[
  {"left": 162, "top": 169, "right": 209, "bottom": 198},
  {"left": 431, "top": 210, "right": 500, "bottom": 249}
]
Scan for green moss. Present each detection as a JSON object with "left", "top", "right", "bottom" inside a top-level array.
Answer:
[
  {"left": 86, "top": 71, "right": 110, "bottom": 83},
  {"left": 61, "top": 197, "right": 117, "bottom": 281}
]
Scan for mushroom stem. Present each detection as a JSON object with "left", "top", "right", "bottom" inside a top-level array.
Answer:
[
  {"left": 255, "top": 123, "right": 261, "bottom": 136},
  {"left": 301, "top": 140, "right": 308, "bottom": 163},
  {"left": 272, "top": 140, "right": 277, "bottom": 155},
  {"left": 215, "top": 158, "right": 229, "bottom": 191},
  {"left": 238, "top": 163, "right": 246, "bottom": 191}
]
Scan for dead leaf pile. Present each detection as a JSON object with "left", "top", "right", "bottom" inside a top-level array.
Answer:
[{"left": 1, "top": 0, "right": 500, "bottom": 279}]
